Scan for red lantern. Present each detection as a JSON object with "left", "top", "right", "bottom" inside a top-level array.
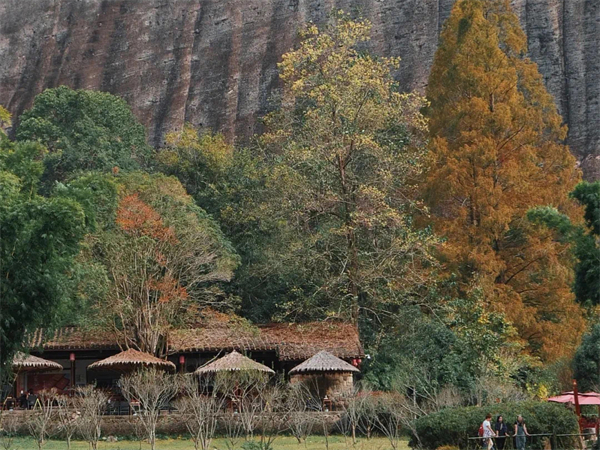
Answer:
[
  {"left": 69, "top": 353, "right": 75, "bottom": 362},
  {"left": 179, "top": 355, "right": 185, "bottom": 365}
]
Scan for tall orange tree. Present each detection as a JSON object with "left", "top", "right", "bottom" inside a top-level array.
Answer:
[{"left": 424, "top": 0, "right": 585, "bottom": 361}]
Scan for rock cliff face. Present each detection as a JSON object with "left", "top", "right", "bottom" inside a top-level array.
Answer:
[{"left": 0, "top": 0, "right": 598, "bottom": 178}]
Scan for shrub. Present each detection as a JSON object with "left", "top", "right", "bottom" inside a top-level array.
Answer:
[{"left": 412, "top": 401, "right": 579, "bottom": 449}]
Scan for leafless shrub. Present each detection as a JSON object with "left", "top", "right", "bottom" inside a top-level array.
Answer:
[
  {"left": 256, "top": 379, "right": 288, "bottom": 450},
  {"left": 214, "top": 371, "right": 270, "bottom": 441},
  {"left": 176, "top": 376, "right": 225, "bottom": 450},
  {"left": 55, "top": 395, "right": 79, "bottom": 450},
  {"left": 119, "top": 368, "right": 180, "bottom": 450},
  {"left": 374, "top": 393, "right": 409, "bottom": 450},
  {"left": 339, "top": 385, "right": 373, "bottom": 445},
  {"left": 27, "top": 390, "right": 57, "bottom": 450},
  {"left": 74, "top": 385, "right": 108, "bottom": 450},
  {"left": 358, "top": 392, "right": 378, "bottom": 440},
  {"left": 285, "top": 383, "right": 315, "bottom": 445},
  {"left": 220, "top": 411, "right": 244, "bottom": 450},
  {"left": 0, "top": 410, "right": 19, "bottom": 450},
  {"left": 292, "top": 378, "right": 331, "bottom": 450}
]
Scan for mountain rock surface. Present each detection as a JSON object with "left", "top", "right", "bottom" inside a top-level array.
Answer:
[{"left": 0, "top": 0, "right": 597, "bottom": 178}]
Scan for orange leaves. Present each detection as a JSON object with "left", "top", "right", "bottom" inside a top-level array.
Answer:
[
  {"left": 149, "top": 275, "right": 188, "bottom": 304},
  {"left": 116, "top": 194, "right": 177, "bottom": 244},
  {"left": 425, "top": 0, "right": 585, "bottom": 362}
]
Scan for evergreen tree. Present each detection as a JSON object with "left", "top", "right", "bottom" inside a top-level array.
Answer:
[
  {"left": 0, "top": 131, "right": 86, "bottom": 369},
  {"left": 528, "top": 181, "right": 600, "bottom": 308},
  {"left": 424, "top": 0, "right": 585, "bottom": 361},
  {"left": 17, "top": 87, "right": 152, "bottom": 186},
  {"left": 573, "top": 323, "right": 600, "bottom": 391}
]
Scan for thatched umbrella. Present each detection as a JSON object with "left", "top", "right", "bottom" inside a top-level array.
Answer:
[
  {"left": 12, "top": 352, "right": 63, "bottom": 373},
  {"left": 195, "top": 350, "right": 275, "bottom": 375},
  {"left": 87, "top": 348, "right": 176, "bottom": 372},
  {"left": 288, "top": 350, "right": 360, "bottom": 375}
]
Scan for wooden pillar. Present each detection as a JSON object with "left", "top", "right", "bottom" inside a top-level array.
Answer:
[{"left": 70, "top": 352, "right": 76, "bottom": 395}]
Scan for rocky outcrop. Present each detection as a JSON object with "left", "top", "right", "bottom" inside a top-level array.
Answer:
[{"left": 0, "top": 0, "right": 598, "bottom": 178}]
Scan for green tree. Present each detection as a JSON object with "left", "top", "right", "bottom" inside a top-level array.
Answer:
[
  {"left": 363, "top": 287, "right": 524, "bottom": 402},
  {"left": 573, "top": 323, "right": 600, "bottom": 391},
  {"left": 528, "top": 181, "right": 600, "bottom": 308},
  {"left": 247, "top": 14, "right": 437, "bottom": 323},
  {"left": 16, "top": 86, "right": 151, "bottom": 186},
  {"left": 424, "top": 0, "right": 585, "bottom": 361},
  {"left": 0, "top": 134, "right": 86, "bottom": 369},
  {"left": 155, "top": 124, "right": 234, "bottom": 216}
]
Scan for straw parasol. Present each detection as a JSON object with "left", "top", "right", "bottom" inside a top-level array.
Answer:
[
  {"left": 87, "top": 348, "right": 176, "bottom": 372},
  {"left": 12, "top": 352, "right": 64, "bottom": 373},
  {"left": 288, "top": 350, "right": 360, "bottom": 375},
  {"left": 195, "top": 350, "right": 275, "bottom": 375}
]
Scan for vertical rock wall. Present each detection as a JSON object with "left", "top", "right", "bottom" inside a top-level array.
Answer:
[{"left": 0, "top": 0, "right": 597, "bottom": 178}]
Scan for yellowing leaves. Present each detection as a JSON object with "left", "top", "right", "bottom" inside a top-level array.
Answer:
[{"left": 425, "top": 0, "right": 585, "bottom": 362}]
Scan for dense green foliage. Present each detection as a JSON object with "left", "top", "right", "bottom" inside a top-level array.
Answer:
[
  {"left": 413, "top": 402, "right": 579, "bottom": 449},
  {"left": 362, "top": 291, "right": 525, "bottom": 399},
  {"left": 0, "top": 135, "right": 86, "bottom": 369},
  {"left": 528, "top": 181, "right": 600, "bottom": 308},
  {"left": 573, "top": 323, "right": 600, "bottom": 391},
  {"left": 16, "top": 86, "right": 152, "bottom": 186}
]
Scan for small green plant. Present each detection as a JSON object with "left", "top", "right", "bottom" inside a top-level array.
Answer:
[{"left": 241, "top": 441, "right": 273, "bottom": 450}]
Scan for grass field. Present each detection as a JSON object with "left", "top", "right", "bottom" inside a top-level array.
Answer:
[{"left": 8, "top": 436, "right": 409, "bottom": 450}]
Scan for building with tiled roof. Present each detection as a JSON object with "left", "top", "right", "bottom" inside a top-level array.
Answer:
[{"left": 24, "top": 318, "right": 363, "bottom": 394}]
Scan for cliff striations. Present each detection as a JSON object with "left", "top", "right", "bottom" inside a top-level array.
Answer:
[{"left": 0, "top": 0, "right": 598, "bottom": 178}]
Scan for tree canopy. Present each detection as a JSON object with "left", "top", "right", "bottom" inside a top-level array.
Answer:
[
  {"left": 528, "top": 181, "right": 600, "bottom": 308},
  {"left": 573, "top": 323, "right": 600, "bottom": 392},
  {"left": 424, "top": 0, "right": 585, "bottom": 362},
  {"left": 248, "top": 14, "right": 438, "bottom": 323},
  {"left": 0, "top": 131, "right": 86, "bottom": 369},
  {"left": 16, "top": 86, "right": 152, "bottom": 186},
  {"left": 59, "top": 171, "right": 239, "bottom": 356}
]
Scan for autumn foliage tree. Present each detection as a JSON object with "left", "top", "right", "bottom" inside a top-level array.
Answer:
[
  {"left": 424, "top": 0, "right": 585, "bottom": 361},
  {"left": 65, "top": 172, "right": 239, "bottom": 356},
  {"left": 256, "top": 14, "right": 438, "bottom": 322}
]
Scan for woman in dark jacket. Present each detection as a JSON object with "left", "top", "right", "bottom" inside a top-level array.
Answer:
[{"left": 495, "top": 415, "right": 508, "bottom": 450}]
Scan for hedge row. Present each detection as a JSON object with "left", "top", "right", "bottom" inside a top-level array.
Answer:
[{"left": 412, "top": 401, "right": 579, "bottom": 449}]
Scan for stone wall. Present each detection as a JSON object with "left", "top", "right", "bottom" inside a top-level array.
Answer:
[
  {"left": 290, "top": 372, "right": 354, "bottom": 400},
  {"left": 0, "top": 0, "right": 597, "bottom": 178}
]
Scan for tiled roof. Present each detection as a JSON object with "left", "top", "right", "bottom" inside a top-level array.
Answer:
[
  {"left": 28, "top": 327, "right": 120, "bottom": 350},
  {"left": 29, "top": 320, "right": 364, "bottom": 362}
]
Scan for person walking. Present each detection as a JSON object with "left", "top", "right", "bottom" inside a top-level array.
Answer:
[
  {"left": 495, "top": 415, "right": 508, "bottom": 450},
  {"left": 483, "top": 413, "right": 497, "bottom": 450},
  {"left": 514, "top": 415, "right": 529, "bottom": 450}
]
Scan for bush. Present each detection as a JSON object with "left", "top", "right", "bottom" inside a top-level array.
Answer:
[{"left": 412, "top": 402, "right": 579, "bottom": 450}]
